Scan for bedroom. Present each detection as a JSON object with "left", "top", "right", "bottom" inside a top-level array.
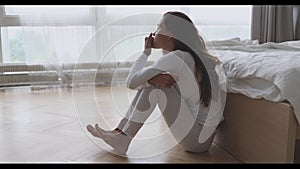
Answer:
[{"left": 0, "top": 5, "right": 299, "bottom": 163}]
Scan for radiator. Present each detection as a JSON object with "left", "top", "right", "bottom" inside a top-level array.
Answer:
[
  {"left": 0, "top": 61, "right": 154, "bottom": 87},
  {"left": 0, "top": 64, "right": 59, "bottom": 87}
]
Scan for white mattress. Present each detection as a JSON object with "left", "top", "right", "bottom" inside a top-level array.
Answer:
[
  {"left": 207, "top": 38, "right": 300, "bottom": 124},
  {"left": 227, "top": 77, "right": 284, "bottom": 102}
]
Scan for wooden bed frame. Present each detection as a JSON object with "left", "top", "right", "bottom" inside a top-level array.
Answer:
[{"left": 214, "top": 93, "right": 300, "bottom": 163}]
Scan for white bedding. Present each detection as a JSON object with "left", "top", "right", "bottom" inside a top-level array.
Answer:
[{"left": 207, "top": 38, "right": 300, "bottom": 124}]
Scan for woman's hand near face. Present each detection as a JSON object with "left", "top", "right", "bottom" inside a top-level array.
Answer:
[
  {"left": 144, "top": 33, "right": 154, "bottom": 56},
  {"left": 148, "top": 73, "right": 177, "bottom": 88}
]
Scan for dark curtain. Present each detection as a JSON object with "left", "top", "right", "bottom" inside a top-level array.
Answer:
[{"left": 251, "top": 5, "right": 300, "bottom": 44}]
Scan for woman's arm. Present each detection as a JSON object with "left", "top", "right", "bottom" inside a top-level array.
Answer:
[
  {"left": 126, "top": 33, "right": 167, "bottom": 90},
  {"left": 125, "top": 33, "right": 180, "bottom": 90},
  {"left": 148, "top": 73, "right": 177, "bottom": 88},
  {"left": 125, "top": 53, "right": 165, "bottom": 90},
  {"left": 125, "top": 51, "right": 184, "bottom": 90}
]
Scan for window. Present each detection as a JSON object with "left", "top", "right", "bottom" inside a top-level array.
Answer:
[
  {"left": 1, "top": 5, "right": 97, "bottom": 64},
  {"left": 0, "top": 5, "right": 252, "bottom": 64},
  {"left": 189, "top": 5, "right": 252, "bottom": 40}
]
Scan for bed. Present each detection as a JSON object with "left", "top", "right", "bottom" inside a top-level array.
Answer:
[{"left": 207, "top": 38, "right": 300, "bottom": 163}]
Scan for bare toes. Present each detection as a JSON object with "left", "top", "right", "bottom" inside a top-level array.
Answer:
[
  {"left": 87, "top": 124, "right": 103, "bottom": 138},
  {"left": 95, "top": 124, "right": 105, "bottom": 133}
]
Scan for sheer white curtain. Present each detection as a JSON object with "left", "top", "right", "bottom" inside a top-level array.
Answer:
[
  {"left": 3, "top": 5, "right": 97, "bottom": 88},
  {"left": 2, "top": 5, "right": 253, "bottom": 65},
  {"left": 188, "top": 5, "right": 252, "bottom": 41},
  {"left": 11, "top": 6, "right": 97, "bottom": 64}
]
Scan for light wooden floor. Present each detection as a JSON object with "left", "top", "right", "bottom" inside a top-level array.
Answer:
[{"left": 0, "top": 85, "right": 241, "bottom": 163}]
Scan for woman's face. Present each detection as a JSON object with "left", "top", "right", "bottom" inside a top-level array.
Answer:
[{"left": 152, "top": 19, "right": 173, "bottom": 51}]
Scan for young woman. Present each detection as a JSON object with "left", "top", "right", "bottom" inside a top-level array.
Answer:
[{"left": 87, "top": 11, "right": 225, "bottom": 155}]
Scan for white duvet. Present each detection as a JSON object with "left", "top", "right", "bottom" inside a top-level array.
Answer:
[{"left": 207, "top": 38, "right": 300, "bottom": 124}]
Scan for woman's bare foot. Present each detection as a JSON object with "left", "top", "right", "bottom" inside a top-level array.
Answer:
[
  {"left": 101, "top": 130, "right": 132, "bottom": 155},
  {"left": 87, "top": 124, "right": 103, "bottom": 138},
  {"left": 87, "top": 124, "right": 132, "bottom": 155}
]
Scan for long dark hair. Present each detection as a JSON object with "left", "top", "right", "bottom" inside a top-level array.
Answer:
[{"left": 163, "top": 11, "right": 212, "bottom": 107}]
